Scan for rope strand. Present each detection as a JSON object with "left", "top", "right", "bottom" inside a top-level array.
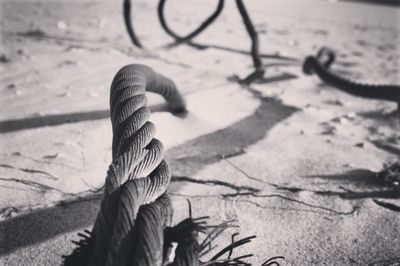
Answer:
[
  {"left": 303, "top": 48, "right": 400, "bottom": 103},
  {"left": 158, "top": 0, "right": 225, "bottom": 47},
  {"left": 63, "top": 64, "right": 263, "bottom": 266}
]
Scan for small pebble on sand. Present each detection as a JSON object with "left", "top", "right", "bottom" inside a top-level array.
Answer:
[
  {"left": 345, "top": 112, "right": 356, "bottom": 119},
  {"left": 331, "top": 117, "right": 348, "bottom": 124},
  {"left": 57, "top": 20, "right": 68, "bottom": 30},
  {"left": 58, "top": 91, "right": 72, "bottom": 98},
  {"left": 324, "top": 99, "right": 343, "bottom": 106},
  {"left": 6, "top": 83, "right": 16, "bottom": 89},
  {"left": 0, "top": 54, "right": 10, "bottom": 63}
]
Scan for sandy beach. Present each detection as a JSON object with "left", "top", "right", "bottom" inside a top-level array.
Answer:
[{"left": 0, "top": 0, "right": 400, "bottom": 265}]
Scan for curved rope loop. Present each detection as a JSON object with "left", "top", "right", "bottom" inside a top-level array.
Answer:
[
  {"left": 303, "top": 47, "right": 400, "bottom": 103},
  {"left": 123, "top": 0, "right": 143, "bottom": 48},
  {"left": 157, "top": 0, "right": 225, "bottom": 46}
]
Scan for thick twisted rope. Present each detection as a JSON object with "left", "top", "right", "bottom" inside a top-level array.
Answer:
[
  {"left": 63, "top": 65, "right": 263, "bottom": 266},
  {"left": 303, "top": 48, "right": 400, "bottom": 104},
  {"left": 92, "top": 64, "right": 186, "bottom": 265},
  {"left": 64, "top": 64, "right": 189, "bottom": 265}
]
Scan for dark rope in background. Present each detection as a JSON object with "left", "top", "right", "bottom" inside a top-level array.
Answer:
[
  {"left": 64, "top": 64, "right": 186, "bottom": 265},
  {"left": 123, "top": 0, "right": 267, "bottom": 85},
  {"left": 234, "top": 0, "right": 262, "bottom": 70},
  {"left": 303, "top": 47, "right": 400, "bottom": 104}
]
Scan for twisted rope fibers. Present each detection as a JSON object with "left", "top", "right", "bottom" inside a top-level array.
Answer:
[
  {"left": 64, "top": 64, "right": 189, "bottom": 265},
  {"left": 303, "top": 48, "right": 400, "bottom": 103},
  {"left": 93, "top": 64, "right": 186, "bottom": 266},
  {"left": 123, "top": 0, "right": 143, "bottom": 48},
  {"left": 63, "top": 64, "right": 264, "bottom": 265}
]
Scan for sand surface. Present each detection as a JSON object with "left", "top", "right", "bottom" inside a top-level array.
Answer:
[{"left": 0, "top": 0, "right": 400, "bottom": 265}]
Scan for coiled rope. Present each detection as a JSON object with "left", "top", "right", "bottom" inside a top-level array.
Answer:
[
  {"left": 123, "top": 0, "right": 225, "bottom": 49},
  {"left": 234, "top": 0, "right": 262, "bottom": 71},
  {"left": 63, "top": 64, "right": 263, "bottom": 265},
  {"left": 123, "top": 0, "right": 265, "bottom": 84},
  {"left": 123, "top": 0, "right": 143, "bottom": 48},
  {"left": 157, "top": 0, "right": 225, "bottom": 48},
  {"left": 303, "top": 47, "right": 400, "bottom": 105}
]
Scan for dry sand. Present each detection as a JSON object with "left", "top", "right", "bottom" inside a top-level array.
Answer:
[{"left": 0, "top": 0, "right": 400, "bottom": 265}]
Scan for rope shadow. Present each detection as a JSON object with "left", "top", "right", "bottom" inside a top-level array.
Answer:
[
  {"left": 165, "top": 42, "right": 299, "bottom": 62},
  {"left": 0, "top": 96, "right": 298, "bottom": 255},
  {"left": 166, "top": 96, "right": 298, "bottom": 177},
  {"left": 306, "top": 169, "right": 378, "bottom": 185},
  {"left": 305, "top": 169, "right": 400, "bottom": 200},
  {"left": 253, "top": 72, "right": 298, "bottom": 84},
  {"left": 0, "top": 110, "right": 110, "bottom": 133},
  {"left": 0, "top": 194, "right": 102, "bottom": 256},
  {"left": 358, "top": 109, "right": 398, "bottom": 121},
  {"left": 316, "top": 188, "right": 400, "bottom": 200},
  {"left": 0, "top": 104, "right": 176, "bottom": 133},
  {"left": 341, "top": 0, "right": 400, "bottom": 7}
]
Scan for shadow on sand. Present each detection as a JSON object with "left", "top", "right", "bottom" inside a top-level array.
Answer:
[
  {"left": 0, "top": 195, "right": 102, "bottom": 256},
  {"left": 0, "top": 96, "right": 298, "bottom": 256},
  {"left": 305, "top": 169, "right": 400, "bottom": 211}
]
